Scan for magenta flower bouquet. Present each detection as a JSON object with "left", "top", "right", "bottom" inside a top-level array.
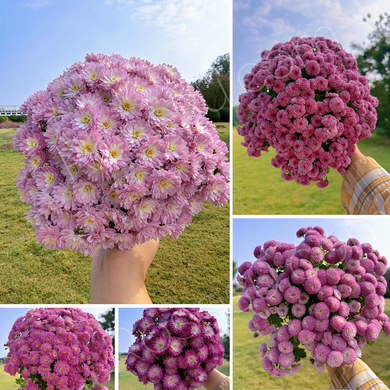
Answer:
[
  {"left": 237, "top": 37, "right": 378, "bottom": 188},
  {"left": 237, "top": 226, "right": 389, "bottom": 377},
  {"left": 14, "top": 53, "right": 229, "bottom": 256},
  {"left": 126, "top": 308, "right": 225, "bottom": 390},
  {"left": 4, "top": 308, "right": 115, "bottom": 390}
]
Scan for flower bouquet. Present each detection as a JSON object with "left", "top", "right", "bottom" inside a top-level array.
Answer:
[
  {"left": 14, "top": 53, "right": 229, "bottom": 256},
  {"left": 126, "top": 308, "right": 225, "bottom": 389},
  {"left": 237, "top": 226, "right": 389, "bottom": 376},
  {"left": 4, "top": 307, "right": 115, "bottom": 390},
  {"left": 237, "top": 37, "right": 378, "bottom": 188}
]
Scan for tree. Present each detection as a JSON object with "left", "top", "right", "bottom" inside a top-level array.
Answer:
[
  {"left": 384, "top": 268, "right": 390, "bottom": 298},
  {"left": 352, "top": 13, "right": 390, "bottom": 136},
  {"left": 99, "top": 309, "right": 115, "bottom": 353},
  {"left": 191, "top": 53, "right": 230, "bottom": 121},
  {"left": 220, "top": 309, "right": 230, "bottom": 361},
  {"left": 232, "top": 261, "right": 238, "bottom": 280}
]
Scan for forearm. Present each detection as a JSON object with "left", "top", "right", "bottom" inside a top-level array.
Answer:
[
  {"left": 90, "top": 240, "right": 159, "bottom": 304},
  {"left": 203, "top": 369, "right": 228, "bottom": 390}
]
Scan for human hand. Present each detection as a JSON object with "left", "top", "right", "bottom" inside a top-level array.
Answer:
[
  {"left": 90, "top": 239, "right": 159, "bottom": 304},
  {"left": 202, "top": 369, "right": 228, "bottom": 390}
]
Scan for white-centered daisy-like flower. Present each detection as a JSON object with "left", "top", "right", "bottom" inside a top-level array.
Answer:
[
  {"left": 25, "top": 137, "right": 38, "bottom": 151},
  {"left": 29, "top": 154, "right": 43, "bottom": 170},
  {"left": 136, "top": 198, "right": 158, "bottom": 217},
  {"left": 97, "top": 114, "right": 116, "bottom": 132},
  {"left": 75, "top": 109, "right": 93, "bottom": 129},
  {"left": 149, "top": 99, "right": 173, "bottom": 122},
  {"left": 77, "top": 137, "right": 96, "bottom": 158}
]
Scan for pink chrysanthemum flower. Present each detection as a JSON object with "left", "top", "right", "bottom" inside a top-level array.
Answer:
[{"left": 237, "top": 37, "right": 377, "bottom": 187}]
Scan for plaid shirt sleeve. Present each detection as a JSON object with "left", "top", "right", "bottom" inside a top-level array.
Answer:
[
  {"left": 330, "top": 359, "right": 389, "bottom": 390},
  {"left": 340, "top": 157, "right": 390, "bottom": 215},
  {"left": 216, "top": 377, "right": 230, "bottom": 390}
]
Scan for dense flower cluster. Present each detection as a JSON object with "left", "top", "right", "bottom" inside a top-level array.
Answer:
[
  {"left": 15, "top": 53, "right": 229, "bottom": 256},
  {"left": 4, "top": 308, "right": 114, "bottom": 390},
  {"left": 126, "top": 308, "right": 225, "bottom": 390},
  {"left": 237, "top": 37, "right": 378, "bottom": 188},
  {"left": 237, "top": 226, "right": 389, "bottom": 377}
]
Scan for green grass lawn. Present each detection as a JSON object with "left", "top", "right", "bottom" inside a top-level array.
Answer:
[
  {"left": 0, "top": 365, "right": 115, "bottom": 389},
  {"left": 233, "top": 128, "right": 390, "bottom": 215},
  {"left": 119, "top": 356, "right": 230, "bottom": 389},
  {"left": 0, "top": 125, "right": 229, "bottom": 304},
  {"left": 233, "top": 296, "right": 390, "bottom": 389}
]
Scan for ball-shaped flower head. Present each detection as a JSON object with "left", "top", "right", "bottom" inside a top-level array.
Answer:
[
  {"left": 4, "top": 308, "right": 114, "bottom": 390},
  {"left": 127, "top": 308, "right": 224, "bottom": 390},
  {"left": 237, "top": 37, "right": 378, "bottom": 188},
  {"left": 14, "top": 54, "right": 229, "bottom": 256}
]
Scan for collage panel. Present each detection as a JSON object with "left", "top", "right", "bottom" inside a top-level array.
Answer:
[
  {"left": 233, "top": 218, "right": 390, "bottom": 389},
  {"left": 0, "top": 0, "right": 230, "bottom": 306},
  {"left": 233, "top": 0, "right": 390, "bottom": 216},
  {"left": 0, "top": 306, "right": 115, "bottom": 390},
  {"left": 118, "top": 307, "right": 230, "bottom": 390}
]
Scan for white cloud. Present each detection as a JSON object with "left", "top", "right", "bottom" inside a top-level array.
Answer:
[
  {"left": 234, "top": 1, "right": 250, "bottom": 11},
  {"left": 24, "top": 0, "right": 49, "bottom": 8}
]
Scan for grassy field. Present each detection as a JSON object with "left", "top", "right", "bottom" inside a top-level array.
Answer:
[
  {"left": 233, "top": 296, "right": 390, "bottom": 389},
  {"left": 0, "top": 124, "right": 230, "bottom": 304},
  {"left": 119, "top": 356, "right": 230, "bottom": 389},
  {"left": 0, "top": 365, "right": 115, "bottom": 389},
  {"left": 233, "top": 128, "right": 390, "bottom": 215}
]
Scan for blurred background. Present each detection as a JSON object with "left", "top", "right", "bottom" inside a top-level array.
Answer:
[
  {"left": 0, "top": 0, "right": 231, "bottom": 304},
  {"left": 118, "top": 307, "right": 230, "bottom": 390},
  {"left": 0, "top": 306, "right": 115, "bottom": 390},
  {"left": 232, "top": 218, "right": 390, "bottom": 389},
  {"left": 233, "top": 0, "right": 390, "bottom": 215}
]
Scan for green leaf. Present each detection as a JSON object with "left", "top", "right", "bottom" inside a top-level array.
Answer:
[
  {"left": 293, "top": 346, "right": 307, "bottom": 363},
  {"left": 267, "top": 313, "right": 283, "bottom": 328}
]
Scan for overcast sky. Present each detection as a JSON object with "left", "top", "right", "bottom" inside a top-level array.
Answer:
[
  {"left": 1, "top": 0, "right": 229, "bottom": 105},
  {"left": 233, "top": 0, "right": 389, "bottom": 104},
  {"left": 233, "top": 218, "right": 390, "bottom": 272}
]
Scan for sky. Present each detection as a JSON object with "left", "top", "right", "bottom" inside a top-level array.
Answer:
[
  {"left": 0, "top": 0, "right": 230, "bottom": 105},
  {"left": 233, "top": 217, "right": 390, "bottom": 274},
  {"left": 233, "top": 0, "right": 389, "bottom": 104},
  {"left": 118, "top": 307, "right": 230, "bottom": 353},
  {"left": 0, "top": 306, "right": 112, "bottom": 357}
]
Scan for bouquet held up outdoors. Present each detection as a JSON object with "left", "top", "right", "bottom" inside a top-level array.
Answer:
[
  {"left": 237, "top": 226, "right": 389, "bottom": 377},
  {"left": 14, "top": 53, "right": 229, "bottom": 256},
  {"left": 126, "top": 308, "right": 225, "bottom": 390},
  {"left": 237, "top": 37, "right": 378, "bottom": 188},
  {"left": 4, "top": 307, "right": 115, "bottom": 390}
]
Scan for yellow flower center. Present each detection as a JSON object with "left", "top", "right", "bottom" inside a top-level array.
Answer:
[
  {"left": 45, "top": 173, "right": 55, "bottom": 184},
  {"left": 176, "top": 164, "right": 183, "bottom": 171},
  {"left": 90, "top": 73, "right": 98, "bottom": 80},
  {"left": 53, "top": 109, "right": 59, "bottom": 116},
  {"left": 26, "top": 138, "right": 38, "bottom": 149},
  {"left": 102, "top": 121, "right": 110, "bottom": 129},
  {"left": 71, "top": 166, "right": 79, "bottom": 174},
  {"left": 146, "top": 148, "right": 154, "bottom": 157},
  {"left": 84, "top": 185, "right": 92, "bottom": 193},
  {"left": 110, "top": 76, "right": 118, "bottom": 82},
  {"left": 102, "top": 96, "right": 109, "bottom": 103},
  {"left": 135, "top": 171, "right": 144, "bottom": 179},
  {"left": 154, "top": 108, "right": 164, "bottom": 117},
  {"left": 110, "top": 191, "right": 117, "bottom": 199},
  {"left": 110, "top": 149, "right": 119, "bottom": 158},
  {"left": 81, "top": 115, "right": 91, "bottom": 124},
  {"left": 72, "top": 84, "right": 80, "bottom": 91},
  {"left": 132, "top": 130, "right": 140, "bottom": 139},
  {"left": 122, "top": 101, "right": 132, "bottom": 111},
  {"left": 80, "top": 142, "right": 93, "bottom": 154},
  {"left": 169, "top": 143, "right": 176, "bottom": 152},
  {"left": 197, "top": 144, "right": 204, "bottom": 150}
]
